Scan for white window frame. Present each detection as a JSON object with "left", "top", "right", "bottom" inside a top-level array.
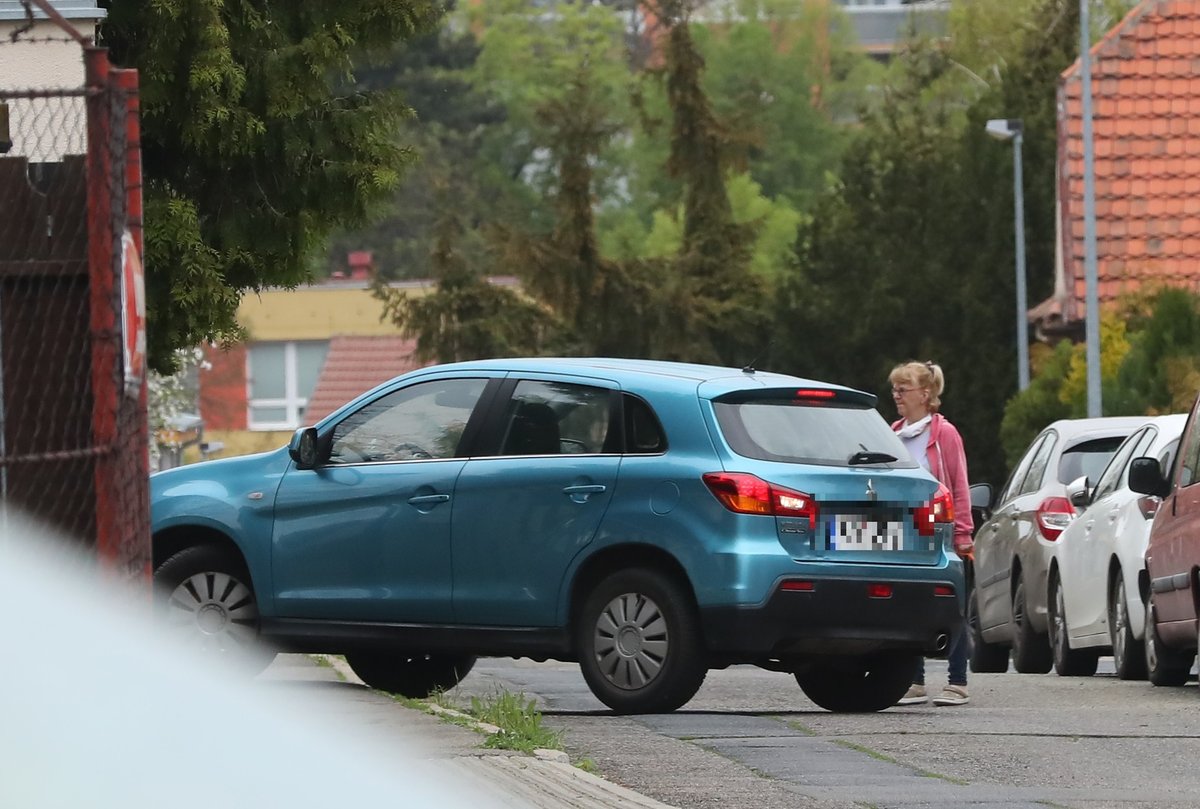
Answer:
[{"left": 246, "top": 341, "right": 326, "bottom": 431}]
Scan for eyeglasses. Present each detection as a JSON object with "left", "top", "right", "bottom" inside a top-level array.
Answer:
[{"left": 891, "top": 386, "right": 920, "bottom": 395}]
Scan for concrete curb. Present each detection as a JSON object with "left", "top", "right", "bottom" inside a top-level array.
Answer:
[{"left": 318, "top": 655, "right": 678, "bottom": 808}]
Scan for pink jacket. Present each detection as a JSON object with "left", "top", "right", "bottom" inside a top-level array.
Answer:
[{"left": 892, "top": 413, "right": 974, "bottom": 549}]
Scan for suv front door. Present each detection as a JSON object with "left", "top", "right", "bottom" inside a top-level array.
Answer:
[{"left": 270, "top": 376, "right": 495, "bottom": 622}]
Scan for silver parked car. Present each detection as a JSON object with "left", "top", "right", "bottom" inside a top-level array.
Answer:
[
  {"left": 1046, "top": 414, "right": 1187, "bottom": 678},
  {"left": 970, "top": 417, "right": 1149, "bottom": 673}
]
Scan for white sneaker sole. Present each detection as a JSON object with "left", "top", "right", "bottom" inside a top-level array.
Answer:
[{"left": 897, "top": 696, "right": 928, "bottom": 705}]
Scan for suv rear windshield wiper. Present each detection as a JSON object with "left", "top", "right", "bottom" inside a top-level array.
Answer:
[{"left": 847, "top": 450, "right": 898, "bottom": 465}]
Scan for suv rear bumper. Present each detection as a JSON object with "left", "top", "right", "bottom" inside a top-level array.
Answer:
[{"left": 700, "top": 576, "right": 964, "bottom": 660}]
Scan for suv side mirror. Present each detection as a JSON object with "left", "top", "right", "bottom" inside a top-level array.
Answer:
[
  {"left": 1066, "top": 475, "right": 1092, "bottom": 509},
  {"left": 1128, "top": 457, "right": 1171, "bottom": 499},
  {"left": 288, "top": 427, "right": 321, "bottom": 469}
]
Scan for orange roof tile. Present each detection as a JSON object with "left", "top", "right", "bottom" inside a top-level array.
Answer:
[
  {"left": 303, "top": 335, "right": 428, "bottom": 425},
  {"left": 1050, "top": 0, "right": 1200, "bottom": 327}
]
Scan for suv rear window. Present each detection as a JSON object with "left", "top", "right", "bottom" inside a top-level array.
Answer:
[
  {"left": 714, "top": 401, "right": 916, "bottom": 467},
  {"left": 1057, "top": 437, "right": 1128, "bottom": 485}
]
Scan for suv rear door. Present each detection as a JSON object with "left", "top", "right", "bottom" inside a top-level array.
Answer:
[{"left": 450, "top": 375, "right": 621, "bottom": 626}]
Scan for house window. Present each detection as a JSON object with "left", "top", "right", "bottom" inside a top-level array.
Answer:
[{"left": 247, "top": 341, "right": 329, "bottom": 430}]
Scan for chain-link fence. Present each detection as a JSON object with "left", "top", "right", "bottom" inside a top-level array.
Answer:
[{"left": 0, "top": 13, "right": 149, "bottom": 580}]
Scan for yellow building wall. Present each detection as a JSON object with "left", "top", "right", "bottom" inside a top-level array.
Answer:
[{"left": 238, "top": 280, "right": 432, "bottom": 340}]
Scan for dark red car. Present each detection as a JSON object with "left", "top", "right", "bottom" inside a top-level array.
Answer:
[{"left": 1129, "top": 392, "right": 1200, "bottom": 686}]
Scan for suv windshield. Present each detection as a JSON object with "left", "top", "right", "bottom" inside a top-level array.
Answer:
[
  {"left": 714, "top": 401, "right": 916, "bottom": 467},
  {"left": 1057, "top": 436, "right": 1128, "bottom": 485}
]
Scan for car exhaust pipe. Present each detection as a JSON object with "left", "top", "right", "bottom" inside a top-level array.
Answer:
[{"left": 934, "top": 633, "right": 949, "bottom": 653}]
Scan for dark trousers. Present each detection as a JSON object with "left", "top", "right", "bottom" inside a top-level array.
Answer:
[{"left": 913, "top": 624, "right": 967, "bottom": 687}]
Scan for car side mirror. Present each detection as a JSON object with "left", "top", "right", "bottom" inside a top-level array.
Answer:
[
  {"left": 969, "top": 482, "right": 993, "bottom": 534},
  {"left": 1128, "top": 457, "right": 1171, "bottom": 499},
  {"left": 969, "top": 482, "right": 993, "bottom": 511},
  {"left": 288, "top": 427, "right": 320, "bottom": 470},
  {"left": 1066, "top": 475, "right": 1091, "bottom": 509}
]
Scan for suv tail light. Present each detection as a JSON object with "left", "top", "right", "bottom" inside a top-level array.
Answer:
[
  {"left": 913, "top": 484, "right": 954, "bottom": 536},
  {"left": 702, "top": 472, "right": 818, "bottom": 529},
  {"left": 1036, "top": 496, "right": 1075, "bottom": 541}
]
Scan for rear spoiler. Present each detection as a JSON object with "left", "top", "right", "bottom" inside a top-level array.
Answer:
[{"left": 713, "top": 387, "right": 877, "bottom": 409}]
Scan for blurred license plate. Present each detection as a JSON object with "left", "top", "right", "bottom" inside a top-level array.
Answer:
[{"left": 829, "top": 516, "right": 905, "bottom": 551}]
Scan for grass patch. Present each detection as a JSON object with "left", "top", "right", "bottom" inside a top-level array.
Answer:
[
  {"left": 309, "top": 654, "right": 345, "bottom": 680},
  {"left": 465, "top": 690, "right": 563, "bottom": 753},
  {"left": 783, "top": 719, "right": 818, "bottom": 736},
  {"left": 574, "top": 758, "right": 599, "bottom": 774}
]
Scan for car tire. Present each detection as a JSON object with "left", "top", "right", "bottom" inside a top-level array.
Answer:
[
  {"left": 576, "top": 567, "right": 707, "bottom": 714},
  {"left": 1050, "top": 577, "right": 1099, "bottom": 677},
  {"left": 794, "top": 653, "right": 918, "bottom": 712},
  {"left": 153, "top": 544, "right": 274, "bottom": 673},
  {"left": 345, "top": 652, "right": 477, "bottom": 697},
  {"left": 967, "top": 583, "right": 1009, "bottom": 673},
  {"left": 1109, "top": 573, "right": 1147, "bottom": 681},
  {"left": 1010, "top": 575, "right": 1052, "bottom": 674},
  {"left": 1144, "top": 593, "right": 1191, "bottom": 687}
]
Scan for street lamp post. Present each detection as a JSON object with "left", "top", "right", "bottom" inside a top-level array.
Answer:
[{"left": 986, "top": 118, "right": 1030, "bottom": 392}]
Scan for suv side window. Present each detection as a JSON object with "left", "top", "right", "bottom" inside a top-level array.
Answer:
[
  {"left": 499, "top": 380, "right": 614, "bottom": 456},
  {"left": 624, "top": 394, "right": 666, "bottom": 454},
  {"left": 328, "top": 378, "right": 487, "bottom": 464},
  {"left": 1092, "top": 427, "right": 1147, "bottom": 502}
]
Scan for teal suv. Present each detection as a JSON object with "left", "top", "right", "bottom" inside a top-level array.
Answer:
[{"left": 152, "top": 359, "right": 964, "bottom": 713}]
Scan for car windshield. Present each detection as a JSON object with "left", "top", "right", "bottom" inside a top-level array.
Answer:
[
  {"left": 1057, "top": 436, "right": 1129, "bottom": 485},
  {"left": 714, "top": 401, "right": 917, "bottom": 467}
]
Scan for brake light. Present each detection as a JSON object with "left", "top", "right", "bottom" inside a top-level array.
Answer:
[
  {"left": 1036, "top": 496, "right": 1075, "bottom": 541},
  {"left": 933, "top": 584, "right": 955, "bottom": 598},
  {"left": 913, "top": 484, "right": 954, "bottom": 535},
  {"left": 794, "top": 388, "right": 837, "bottom": 400},
  {"left": 867, "top": 583, "right": 893, "bottom": 599},
  {"left": 780, "top": 580, "right": 815, "bottom": 592},
  {"left": 702, "top": 472, "right": 818, "bottom": 529}
]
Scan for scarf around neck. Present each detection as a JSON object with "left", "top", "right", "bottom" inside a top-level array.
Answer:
[{"left": 896, "top": 414, "right": 932, "bottom": 439}]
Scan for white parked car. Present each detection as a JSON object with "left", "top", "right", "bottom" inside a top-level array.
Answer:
[{"left": 1046, "top": 413, "right": 1187, "bottom": 678}]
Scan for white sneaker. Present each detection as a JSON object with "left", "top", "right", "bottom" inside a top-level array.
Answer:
[
  {"left": 896, "top": 684, "right": 928, "bottom": 705},
  {"left": 932, "top": 685, "right": 969, "bottom": 706}
]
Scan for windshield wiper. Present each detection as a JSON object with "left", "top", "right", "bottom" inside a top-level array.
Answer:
[{"left": 847, "top": 450, "right": 898, "bottom": 465}]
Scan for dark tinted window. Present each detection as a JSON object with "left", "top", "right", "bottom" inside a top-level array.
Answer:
[
  {"left": 1000, "top": 434, "right": 1047, "bottom": 503},
  {"left": 1057, "top": 437, "right": 1128, "bottom": 485},
  {"left": 624, "top": 395, "right": 666, "bottom": 454},
  {"left": 1091, "top": 428, "right": 1147, "bottom": 502},
  {"left": 499, "top": 380, "right": 613, "bottom": 456},
  {"left": 714, "top": 402, "right": 915, "bottom": 466}
]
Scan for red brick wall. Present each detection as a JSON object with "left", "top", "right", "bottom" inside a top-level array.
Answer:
[{"left": 200, "top": 344, "right": 248, "bottom": 431}]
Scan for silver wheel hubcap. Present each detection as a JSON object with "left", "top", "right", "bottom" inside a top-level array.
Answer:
[
  {"left": 168, "top": 571, "right": 259, "bottom": 653},
  {"left": 593, "top": 592, "right": 669, "bottom": 691}
]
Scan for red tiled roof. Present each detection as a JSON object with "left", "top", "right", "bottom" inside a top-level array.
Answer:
[
  {"left": 304, "top": 335, "right": 427, "bottom": 425},
  {"left": 1053, "top": 0, "right": 1200, "bottom": 326}
]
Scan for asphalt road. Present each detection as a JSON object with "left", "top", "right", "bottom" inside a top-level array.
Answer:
[{"left": 449, "top": 657, "right": 1200, "bottom": 809}]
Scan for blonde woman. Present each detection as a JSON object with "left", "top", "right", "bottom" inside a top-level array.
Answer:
[{"left": 889, "top": 361, "right": 974, "bottom": 706}]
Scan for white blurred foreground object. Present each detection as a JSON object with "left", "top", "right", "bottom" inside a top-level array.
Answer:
[{"left": 0, "top": 515, "right": 503, "bottom": 809}]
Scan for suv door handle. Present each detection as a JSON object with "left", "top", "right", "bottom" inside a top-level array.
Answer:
[
  {"left": 407, "top": 493, "right": 451, "bottom": 506},
  {"left": 563, "top": 484, "right": 606, "bottom": 502}
]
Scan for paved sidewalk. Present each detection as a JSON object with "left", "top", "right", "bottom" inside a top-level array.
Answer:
[{"left": 264, "top": 654, "right": 678, "bottom": 809}]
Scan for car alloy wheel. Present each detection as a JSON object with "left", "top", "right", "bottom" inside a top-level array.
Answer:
[
  {"left": 1109, "top": 574, "right": 1146, "bottom": 680},
  {"left": 1050, "top": 577, "right": 1098, "bottom": 676}
]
